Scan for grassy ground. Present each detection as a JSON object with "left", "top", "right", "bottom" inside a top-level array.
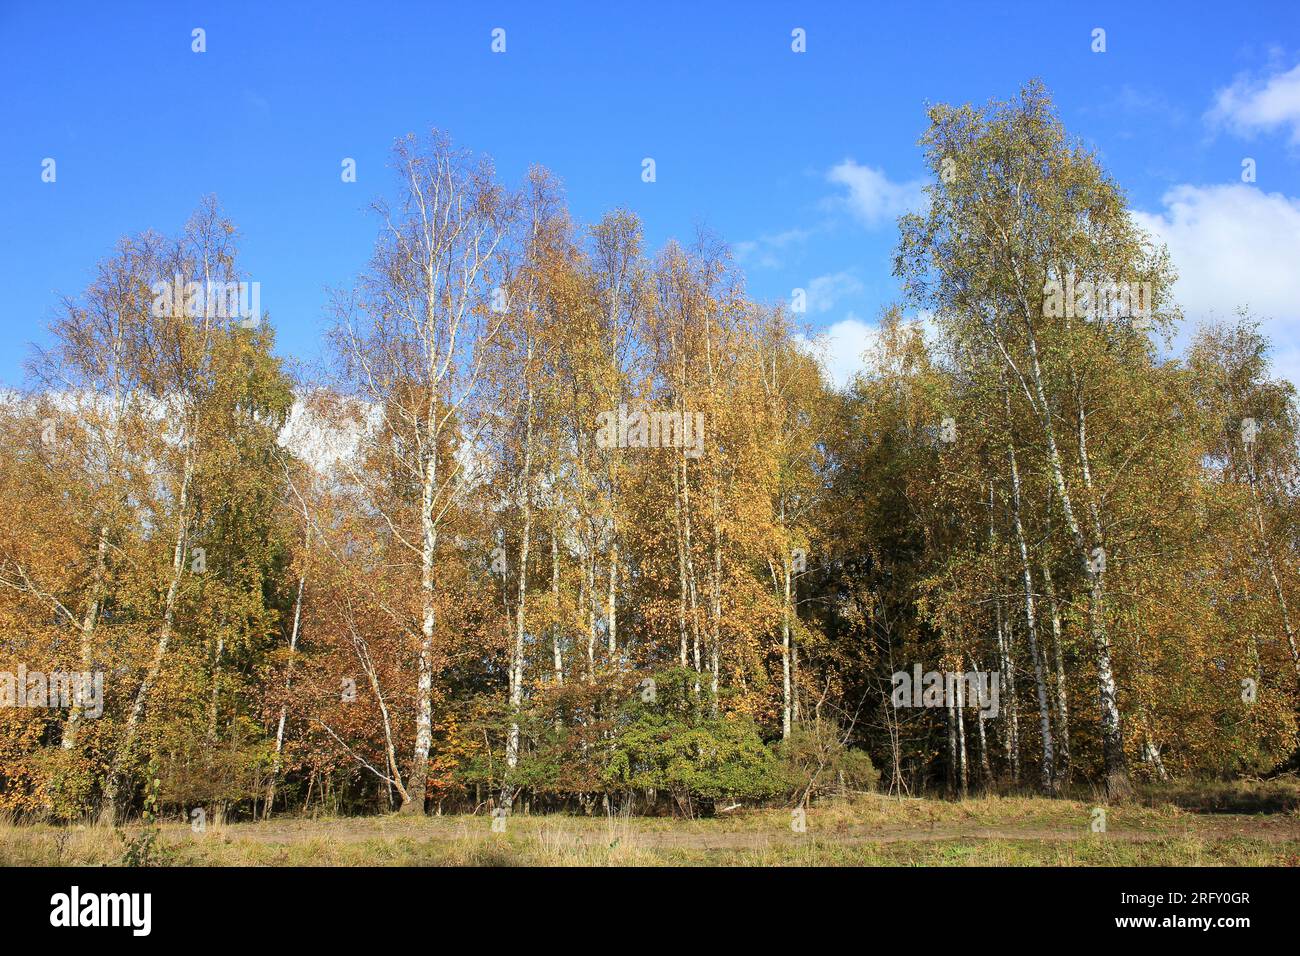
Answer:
[{"left": 4, "top": 786, "right": 1299, "bottom": 866}]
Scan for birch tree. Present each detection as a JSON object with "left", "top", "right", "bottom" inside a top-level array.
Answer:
[{"left": 328, "top": 131, "right": 515, "bottom": 813}]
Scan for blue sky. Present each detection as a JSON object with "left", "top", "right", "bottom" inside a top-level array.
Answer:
[{"left": 3, "top": 0, "right": 1299, "bottom": 386}]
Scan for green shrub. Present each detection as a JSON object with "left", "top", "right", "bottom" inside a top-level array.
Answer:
[
  {"left": 778, "top": 719, "right": 879, "bottom": 802},
  {"left": 602, "top": 668, "right": 783, "bottom": 807}
]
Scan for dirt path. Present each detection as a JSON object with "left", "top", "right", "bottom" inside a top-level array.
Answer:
[{"left": 171, "top": 816, "right": 1300, "bottom": 850}]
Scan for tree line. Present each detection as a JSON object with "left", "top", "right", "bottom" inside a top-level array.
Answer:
[{"left": 2, "top": 83, "right": 1297, "bottom": 821}]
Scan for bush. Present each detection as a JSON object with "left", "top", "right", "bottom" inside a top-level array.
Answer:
[
  {"left": 454, "top": 670, "right": 876, "bottom": 815},
  {"left": 603, "top": 669, "right": 784, "bottom": 812},
  {"left": 779, "top": 719, "right": 879, "bottom": 802}
]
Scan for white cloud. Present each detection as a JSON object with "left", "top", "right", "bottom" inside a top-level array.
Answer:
[
  {"left": 1133, "top": 183, "right": 1300, "bottom": 323},
  {"left": 1207, "top": 63, "right": 1300, "bottom": 144},
  {"left": 825, "top": 160, "right": 927, "bottom": 227},
  {"left": 733, "top": 227, "right": 814, "bottom": 270},
  {"left": 912, "top": 309, "right": 939, "bottom": 345},
  {"left": 737, "top": 161, "right": 923, "bottom": 278},
  {"left": 1133, "top": 183, "right": 1300, "bottom": 386},
  {"left": 805, "top": 271, "right": 864, "bottom": 314},
  {"left": 795, "top": 312, "right": 939, "bottom": 390},
  {"left": 279, "top": 396, "right": 367, "bottom": 474},
  {"left": 795, "top": 314, "right": 877, "bottom": 389}
]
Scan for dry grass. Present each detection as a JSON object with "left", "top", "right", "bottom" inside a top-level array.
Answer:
[{"left": 3, "top": 789, "right": 1298, "bottom": 866}]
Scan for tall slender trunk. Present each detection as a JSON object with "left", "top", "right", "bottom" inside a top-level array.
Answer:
[
  {"left": 101, "top": 450, "right": 193, "bottom": 823},
  {"left": 974, "top": 657, "right": 992, "bottom": 785},
  {"left": 65, "top": 366, "right": 129, "bottom": 750},
  {"left": 791, "top": 626, "right": 800, "bottom": 724},
  {"left": 1040, "top": 557, "right": 1071, "bottom": 782},
  {"left": 781, "top": 554, "right": 793, "bottom": 739},
  {"left": 976, "top": 710, "right": 990, "bottom": 787},
  {"left": 264, "top": 562, "right": 306, "bottom": 818},
  {"left": 1005, "top": 390, "right": 1055, "bottom": 792},
  {"left": 62, "top": 523, "right": 109, "bottom": 750},
  {"left": 673, "top": 456, "right": 690, "bottom": 669},
  {"left": 551, "top": 530, "right": 563, "bottom": 686},
  {"left": 507, "top": 361, "right": 535, "bottom": 779},
  {"left": 551, "top": 530, "right": 563, "bottom": 734},
  {"left": 995, "top": 600, "right": 1019, "bottom": 782},
  {"left": 1245, "top": 452, "right": 1300, "bottom": 691},
  {"left": 606, "top": 537, "right": 618, "bottom": 658},
  {"left": 990, "top": 482, "right": 1019, "bottom": 781},
  {"left": 707, "top": 488, "right": 722, "bottom": 713},
  {"left": 955, "top": 670, "right": 969, "bottom": 798},
  {"left": 206, "top": 635, "right": 224, "bottom": 743},
  {"left": 1070, "top": 376, "right": 1130, "bottom": 797},
  {"left": 1006, "top": 318, "right": 1127, "bottom": 796},
  {"left": 980, "top": 250, "right": 1127, "bottom": 791},
  {"left": 583, "top": 561, "right": 596, "bottom": 680},
  {"left": 704, "top": 314, "right": 723, "bottom": 713},
  {"left": 403, "top": 445, "right": 438, "bottom": 814},
  {"left": 348, "top": 610, "right": 409, "bottom": 805},
  {"left": 681, "top": 450, "right": 702, "bottom": 695},
  {"left": 946, "top": 690, "right": 957, "bottom": 798},
  {"left": 576, "top": 437, "right": 598, "bottom": 681}
]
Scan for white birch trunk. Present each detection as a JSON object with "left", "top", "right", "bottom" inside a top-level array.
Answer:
[
  {"left": 101, "top": 449, "right": 193, "bottom": 823},
  {"left": 1005, "top": 399, "right": 1056, "bottom": 793}
]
